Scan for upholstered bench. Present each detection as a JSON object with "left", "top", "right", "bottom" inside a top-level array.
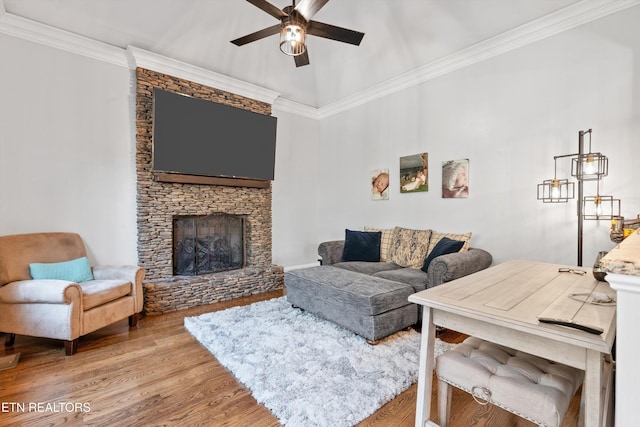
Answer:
[
  {"left": 284, "top": 266, "right": 418, "bottom": 342},
  {"left": 436, "top": 337, "right": 583, "bottom": 427}
]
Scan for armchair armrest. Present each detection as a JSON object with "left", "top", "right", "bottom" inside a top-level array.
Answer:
[
  {"left": 0, "top": 280, "right": 82, "bottom": 304},
  {"left": 318, "top": 240, "right": 345, "bottom": 265},
  {"left": 92, "top": 265, "right": 144, "bottom": 284},
  {"left": 92, "top": 265, "right": 145, "bottom": 312},
  {"left": 427, "top": 248, "right": 492, "bottom": 288}
]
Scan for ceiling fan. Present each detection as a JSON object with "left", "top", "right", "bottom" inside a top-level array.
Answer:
[{"left": 231, "top": 0, "right": 365, "bottom": 67}]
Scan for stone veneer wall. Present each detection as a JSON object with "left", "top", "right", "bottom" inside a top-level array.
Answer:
[{"left": 135, "top": 68, "right": 283, "bottom": 314}]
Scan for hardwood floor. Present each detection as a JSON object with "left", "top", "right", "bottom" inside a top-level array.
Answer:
[{"left": 0, "top": 290, "right": 581, "bottom": 426}]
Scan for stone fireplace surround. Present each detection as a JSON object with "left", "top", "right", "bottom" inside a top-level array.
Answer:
[{"left": 135, "top": 68, "right": 284, "bottom": 315}]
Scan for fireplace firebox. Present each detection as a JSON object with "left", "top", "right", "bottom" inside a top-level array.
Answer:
[{"left": 173, "top": 213, "right": 245, "bottom": 276}]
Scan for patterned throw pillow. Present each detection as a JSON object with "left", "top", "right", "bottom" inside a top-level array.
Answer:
[
  {"left": 388, "top": 227, "right": 433, "bottom": 268},
  {"left": 426, "top": 231, "right": 472, "bottom": 259},
  {"left": 364, "top": 227, "right": 394, "bottom": 262}
]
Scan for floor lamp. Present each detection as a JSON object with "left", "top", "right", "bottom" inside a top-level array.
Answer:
[{"left": 537, "top": 129, "right": 620, "bottom": 266}]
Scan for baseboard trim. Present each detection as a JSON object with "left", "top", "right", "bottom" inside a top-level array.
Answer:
[{"left": 284, "top": 262, "right": 320, "bottom": 272}]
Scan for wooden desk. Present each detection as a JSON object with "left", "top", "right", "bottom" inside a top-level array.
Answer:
[{"left": 409, "top": 259, "right": 616, "bottom": 427}]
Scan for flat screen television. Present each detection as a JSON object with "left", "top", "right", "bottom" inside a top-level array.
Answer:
[{"left": 152, "top": 88, "right": 277, "bottom": 181}]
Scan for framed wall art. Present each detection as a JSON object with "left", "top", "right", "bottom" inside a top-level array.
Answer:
[
  {"left": 371, "top": 169, "right": 389, "bottom": 200},
  {"left": 442, "top": 159, "right": 469, "bottom": 198},
  {"left": 400, "top": 153, "right": 428, "bottom": 193}
]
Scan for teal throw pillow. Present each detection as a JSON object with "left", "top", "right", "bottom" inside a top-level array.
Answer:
[
  {"left": 29, "top": 256, "right": 94, "bottom": 283},
  {"left": 421, "top": 238, "right": 464, "bottom": 273}
]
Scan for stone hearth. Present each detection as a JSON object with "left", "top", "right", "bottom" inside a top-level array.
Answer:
[{"left": 135, "top": 68, "right": 284, "bottom": 315}]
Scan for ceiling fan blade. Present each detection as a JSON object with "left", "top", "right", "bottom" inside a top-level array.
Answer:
[
  {"left": 294, "top": 0, "right": 330, "bottom": 21},
  {"left": 246, "top": 0, "right": 288, "bottom": 19},
  {"left": 307, "top": 20, "right": 364, "bottom": 45},
  {"left": 294, "top": 50, "right": 310, "bottom": 67},
  {"left": 231, "top": 24, "right": 281, "bottom": 46}
]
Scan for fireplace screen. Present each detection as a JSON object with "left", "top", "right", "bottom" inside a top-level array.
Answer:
[{"left": 173, "top": 213, "right": 245, "bottom": 276}]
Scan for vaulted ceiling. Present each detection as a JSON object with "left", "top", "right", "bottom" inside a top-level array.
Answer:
[{"left": 2, "top": 0, "right": 628, "bottom": 109}]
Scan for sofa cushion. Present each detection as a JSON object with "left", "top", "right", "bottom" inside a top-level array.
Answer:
[
  {"left": 388, "top": 227, "right": 432, "bottom": 268},
  {"left": 421, "top": 237, "right": 465, "bottom": 273},
  {"left": 372, "top": 268, "right": 429, "bottom": 292},
  {"left": 333, "top": 261, "right": 401, "bottom": 275},
  {"left": 364, "top": 227, "right": 394, "bottom": 262},
  {"left": 342, "top": 229, "right": 381, "bottom": 262},
  {"left": 427, "top": 231, "right": 471, "bottom": 258},
  {"left": 80, "top": 280, "right": 132, "bottom": 310},
  {"left": 29, "top": 256, "right": 94, "bottom": 283}
]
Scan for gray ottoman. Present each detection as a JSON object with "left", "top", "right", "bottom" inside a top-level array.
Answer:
[{"left": 284, "top": 266, "right": 418, "bottom": 342}]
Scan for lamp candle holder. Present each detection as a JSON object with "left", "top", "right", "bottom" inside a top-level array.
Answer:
[
  {"left": 571, "top": 152, "right": 608, "bottom": 181},
  {"left": 537, "top": 157, "right": 575, "bottom": 203},
  {"left": 582, "top": 195, "right": 621, "bottom": 220},
  {"left": 537, "top": 178, "right": 575, "bottom": 203},
  {"left": 536, "top": 128, "right": 620, "bottom": 266}
]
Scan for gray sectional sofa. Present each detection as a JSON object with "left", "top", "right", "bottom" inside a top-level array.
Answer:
[
  {"left": 317, "top": 240, "right": 493, "bottom": 290},
  {"left": 285, "top": 227, "right": 493, "bottom": 342}
]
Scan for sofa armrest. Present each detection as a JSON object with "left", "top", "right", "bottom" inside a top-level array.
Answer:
[
  {"left": 318, "top": 240, "right": 345, "bottom": 265},
  {"left": 92, "top": 265, "right": 145, "bottom": 312},
  {"left": 427, "top": 248, "right": 492, "bottom": 288},
  {"left": 0, "top": 280, "right": 82, "bottom": 304}
]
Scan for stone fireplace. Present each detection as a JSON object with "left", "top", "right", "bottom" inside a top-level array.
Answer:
[{"left": 135, "top": 68, "right": 284, "bottom": 315}]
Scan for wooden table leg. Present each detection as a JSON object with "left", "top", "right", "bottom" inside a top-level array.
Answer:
[
  {"left": 584, "top": 349, "right": 604, "bottom": 427},
  {"left": 415, "top": 306, "right": 437, "bottom": 427}
]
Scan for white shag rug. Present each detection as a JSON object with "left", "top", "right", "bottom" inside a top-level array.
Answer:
[{"left": 184, "top": 297, "right": 454, "bottom": 427}]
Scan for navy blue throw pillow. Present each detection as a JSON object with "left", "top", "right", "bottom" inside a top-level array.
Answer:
[
  {"left": 342, "top": 229, "right": 382, "bottom": 262},
  {"left": 421, "top": 237, "right": 465, "bottom": 273}
]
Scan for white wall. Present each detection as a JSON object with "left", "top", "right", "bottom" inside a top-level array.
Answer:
[
  {"left": 271, "top": 108, "right": 320, "bottom": 267},
  {"left": 0, "top": 32, "right": 313, "bottom": 269},
  {"left": 0, "top": 34, "right": 138, "bottom": 265},
  {"left": 314, "top": 7, "right": 640, "bottom": 267},
  {"left": 1, "top": 7, "right": 639, "bottom": 270}
]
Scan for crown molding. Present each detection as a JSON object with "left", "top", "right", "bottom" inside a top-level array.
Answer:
[
  {"left": 272, "top": 97, "right": 320, "bottom": 120},
  {"left": 1, "top": 0, "right": 638, "bottom": 119},
  {"left": 126, "top": 46, "right": 280, "bottom": 105},
  {"left": 0, "top": 7, "right": 280, "bottom": 105},
  {"left": 0, "top": 9, "right": 126, "bottom": 67},
  {"left": 316, "top": 0, "right": 640, "bottom": 119}
]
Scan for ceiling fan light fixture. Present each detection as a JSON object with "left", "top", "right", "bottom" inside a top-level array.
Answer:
[
  {"left": 279, "top": 20, "right": 306, "bottom": 56},
  {"left": 232, "top": 0, "right": 364, "bottom": 67}
]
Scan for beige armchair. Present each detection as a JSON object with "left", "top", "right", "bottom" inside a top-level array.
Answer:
[{"left": 0, "top": 232, "right": 144, "bottom": 355}]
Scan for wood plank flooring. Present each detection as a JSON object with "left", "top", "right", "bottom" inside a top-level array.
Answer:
[{"left": 0, "top": 290, "right": 581, "bottom": 426}]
